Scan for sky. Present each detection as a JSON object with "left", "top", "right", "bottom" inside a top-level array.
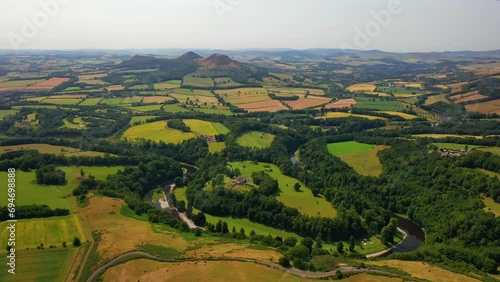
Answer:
[{"left": 0, "top": 0, "right": 499, "bottom": 52}]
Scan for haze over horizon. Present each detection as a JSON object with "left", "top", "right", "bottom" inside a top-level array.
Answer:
[{"left": 0, "top": 0, "right": 499, "bottom": 52}]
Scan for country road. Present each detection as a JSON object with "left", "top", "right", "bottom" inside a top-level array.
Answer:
[{"left": 86, "top": 251, "right": 396, "bottom": 282}]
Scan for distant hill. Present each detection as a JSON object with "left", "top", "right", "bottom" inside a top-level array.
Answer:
[{"left": 198, "top": 54, "right": 242, "bottom": 69}]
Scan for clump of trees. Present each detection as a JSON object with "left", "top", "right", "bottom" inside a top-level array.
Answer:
[
  {"left": 35, "top": 165, "right": 66, "bottom": 185},
  {"left": 167, "top": 119, "right": 191, "bottom": 132}
]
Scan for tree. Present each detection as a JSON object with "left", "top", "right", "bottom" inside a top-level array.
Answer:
[
  {"left": 288, "top": 245, "right": 310, "bottom": 260},
  {"left": 335, "top": 270, "right": 343, "bottom": 279},
  {"left": 284, "top": 237, "right": 297, "bottom": 247},
  {"left": 222, "top": 221, "right": 229, "bottom": 234},
  {"left": 232, "top": 226, "right": 237, "bottom": 233},
  {"left": 73, "top": 237, "right": 81, "bottom": 247},
  {"left": 349, "top": 235, "right": 356, "bottom": 252},
  {"left": 336, "top": 241, "right": 344, "bottom": 254},
  {"left": 80, "top": 168, "right": 85, "bottom": 177},
  {"left": 294, "top": 182, "right": 301, "bottom": 192},
  {"left": 186, "top": 202, "right": 193, "bottom": 218},
  {"left": 315, "top": 234, "right": 323, "bottom": 249},
  {"left": 177, "top": 201, "right": 186, "bottom": 212},
  {"left": 301, "top": 238, "right": 314, "bottom": 252},
  {"left": 278, "top": 256, "right": 291, "bottom": 267},
  {"left": 174, "top": 177, "right": 183, "bottom": 187},
  {"left": 194, "top": 228, "right": 202, "bottom": 237},
  {"left": 62, "top": 242, "right": 67, "bottom": 248}
]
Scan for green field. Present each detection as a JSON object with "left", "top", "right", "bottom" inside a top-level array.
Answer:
[
  {"left": 61, "top": 117, "right": 86, "bottom": 129},
  {"left": 129, "top": 105, "right": 163, "bottom": 112},
  {"left": 208, "top": 142, "right": 226, "bottom": 153},
  {"left": 376, "top": 86, "right": 425, "bottom": 95},
  {"left": 478, "top": 169, "right": 499, "bottom": 179},
  {"left": 328, "top": 142, "right": 388, "bottom": 177},
  {"left": 43, "top": 98, "right": 82, "bottom": 105},
  {"left": 354, "top": 97, "right": 405, "bottom": 111},
  {"left": 100, "top": 97, "right": 124, "bottom": 105},
  {"left": 79, "top": 98, "right": 102, "bottom": 106},
  {"left": 183, "top": 76, "right": 214, "bottom": 87},
  {"left": 0, "top": 144, "right": 105, "bottom": 157},
  {"left": 237, "top": 132, "right": 275, "bottom": 148},
  {"left": 12, "top": 105, "right": 58, "bottom": 110},
  {"left": 123, "top": 120, "right": 195, "bottom": 144},
  {"left": 0, "top": 166, "right": 123, "bottom": 210},
  {"left": 483, "top": 198, "right": 499, "bottom": 217},
  {"left": 0, "top": 248, "right": 78, "bottom": 282},
  {"left": 433, "top": 143, "right": 483, "bottom": 150},
  {"left": 327, "top": 141, "right": 375, "bottom": 156},
  {"left": 196, "top": 106, "right": 233, "bottom": 115},
  {"left": 478, "top": 147, "right": 500, "bottom": 155},
  {"left": 0, "top": 214, "right": 86, "bottom": 249},
  {"left": 184, "top": 119, "right": 230, "bottom": 136},
  {"left": 130, "top": 115, "right": 157, "bottom": 125},
  {"left": 0, "top": 109, "right": 18, "bottom": 119},
  {"left": 0, "top": 79, "right": 43, "bottom": 88},
  {"left": 229, "top": 161, "right": 337, "bottom": 218},
  {"left": 163, "top": 104, "right": 192, "bottom": 113},
  {"left": 173, "top": 88, "right": 195, "bottom": 95},
  {"left": 122, "top": 96, "right": 143, "bottom": 104}
]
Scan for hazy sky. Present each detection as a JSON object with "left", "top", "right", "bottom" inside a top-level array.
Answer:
[{"left": 0, "top": 0, "right": 499, "bottom": 52}]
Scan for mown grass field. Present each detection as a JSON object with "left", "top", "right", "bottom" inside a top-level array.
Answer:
[
  {"left": 129, "top": 105, "right": 163, "bottom": 112},
  {"left": 0, "top": 144, "right": 105, "bottom": 157},
  {"left": 478, "top": 146, "right": 500, "bottom": 155},
  {"left": 122, "top": 96, "right": 143, "bottom": 104},
  {"left": 103, "top": 260, "right": 308, "bottom": 282},
  {"left": 123, "top": 120, "right": 195, "bottom": 143},
  {"left": 0, "top": 166, "right": 123, "bottom": 210},
  {"left": 0, "top": 214, "right": 86, "bottom": 249},
  {"left": 321, "top": 112, "right": 387, "bottom": 120},
  {"left": 328, "top": 142, "right": 389, "bottom": 177},
  {"left": 163, "top": 104, "right": 192, "bottom": 113},
  {"left": 0, "top": 248, "right": 78, "bottom": 282},
  {"left": 354, "top": 98, "right": 405, "bottom": 111},
  {"left": 229, "top": 161, "right": 337, "bottom": 218},
  {"left": 483, "top": 197, "right": 500, "bottom": 216},
  {"left": 368, "top": 260, "right": 480, "bottom": 282},
  {"left": 208, "top": 142, "right": 226, "bottom": 153},
  {"left": 216, "top": 88, "right": 270, "bottom": 105},
  {"left": 237, "top": 131, "right": 275, "bottom": 148}
]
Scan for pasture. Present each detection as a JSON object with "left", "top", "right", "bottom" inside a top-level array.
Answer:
[
  {"left": 0, "top": 144, "right": 106, "bottom": 157},
  {"left": 154, "top": 80, "right": 182, "bottom": 90},
  {"left": 130, "top": 115, "right": 156, "bottom": 125},
  {"left": 129, "top": 105, "right": 163, "bottom": 112},
  {"left": 143, "top": 96, "right": 175, "bottom": 104},
  {"left": 43, "top": 98, "right": 82, "bottom": 105},
  {"left": 237, "top": 132, "right": 275, "bottom": 148},
  {"left": 184, "top": 119, "right": 229, "bottom": 136},
  {"left": 376, "top": 86, "right": 425, "bottom": 95},
  {"left": 0, "top": 215, "right": 86, "bottom": 249},
  {"left": 183, "top": 76, "right": 214, "bottom": 87},
  {"left": 103, "top": 260, "right": 307, "bottom": 282},
  {"left": 80, "top": 98, "right": 102, "bottom": 106},
  {"left": 123, "top": 121, "right": 195, "bottom": 143},
  {"left": 328, "top": 141, "right": 388, "bottom": 177},
  {"left": 229, "top": 161, "right": 337, "bottom": 218},
  {"left": 62, "top": 117, "right": 86, "bottom": 129},
  {"left": 100, "top": 97, "right": 124, "bottom": 105},
  {"left": 483, "top": 197, "right": 500, "bottom": 216},
  {"left": 368, "top": 260, "right": 480, "bottom": 282},
  {"left": 208, "top": 142, "right": 226, "bottom": 153},
  {"left": 216, "top": 88, "right": 270, "bottom": 105},
  {"left": 214, "top": 77, "right": 242, "bottom": 87},
  {"left": 0, "top": 166, "right": 123, "bottom": 210},
  {"left": 163, "top": 104, "right": 193, "bottom": 113},
  {"left": 354, "top": 98, "right": 405, "bottom": 111},
  {"left": 0, "top": 248, "right": 78, "bottom": 282},
  {"left": 121, "top": 96, "right": 143, "bottom": 104},
  {"left": 321, "top": 112, "right": 386, "bottom": 120},
  {"left": 478, "top": 147, "right": 500, "bottom": 155},
  {"left": 0, "top": 109, "right": 18, "bottom": 119},
  {"left": 196, "top": 105, "right": 233, "bottom": 115},
  {"left": 433, "top": 143, "right": 482, "bottom": 150}
]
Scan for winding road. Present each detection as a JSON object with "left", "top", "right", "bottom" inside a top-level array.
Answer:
[{"left": 86, "top": 251, "right": 397, "bottom": 282}]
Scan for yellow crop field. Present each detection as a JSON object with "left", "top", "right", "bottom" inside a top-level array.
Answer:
[
  {"left": 380, "top": 111, "right": 418, "bottom": 119},
  {"left": 347, "top": 83, "right": 377, "bottom": 92},
  {"left": 321, "top": 112, "right": 387, "bottom": 120}
]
